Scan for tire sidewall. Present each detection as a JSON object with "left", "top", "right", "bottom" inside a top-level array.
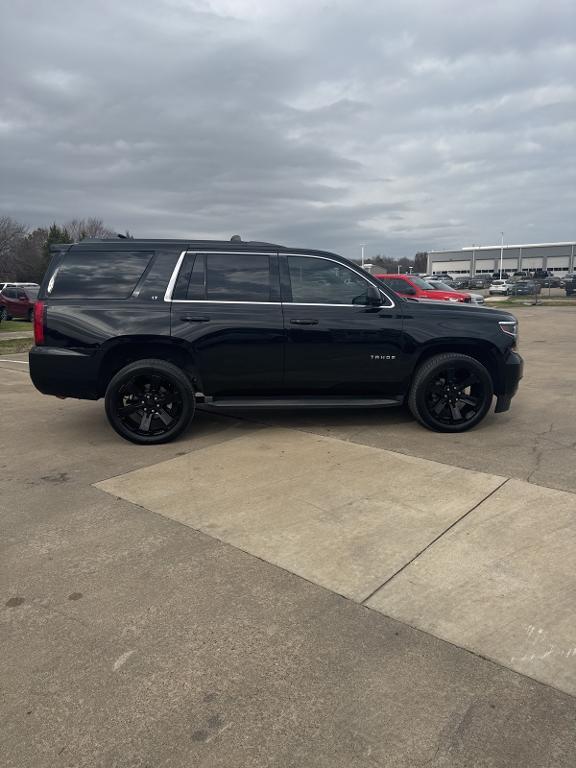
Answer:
[
  {"left": 410, "top": 355, "right": 493, "bottom": 433},
  {"left": 105, "top": 360, "right": 195, "bottom": 445}
]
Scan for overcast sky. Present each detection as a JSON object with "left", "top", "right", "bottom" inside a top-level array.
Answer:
[{"left": 1, "top": 0, "right": 575, "bottom": 259}]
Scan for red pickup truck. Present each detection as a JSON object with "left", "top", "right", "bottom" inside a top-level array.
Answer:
[{"left": 374, "top": 274, "right": 471, "bottom": 303}]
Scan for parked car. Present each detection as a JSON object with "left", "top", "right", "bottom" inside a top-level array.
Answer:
[
  {"left": 512, "top": 271, "right": 529, "bottom": 280},
  {"left": 537, "top": 276, "right": 561, "bottom": 288},
  {"left": 489, "top": 280, "right": 515, "bottom": 296},
  {"left": 0, "top": 284, "right": 39, "bottom": 320},
  {"left": 509, "top": 281, "right": 541, "bottom": 296},
  {"left": 467, "top": 277, "right": 491, "bottom": 289},
  {"left": 374, "top": 274, "right": 472, "bottom": 303},
  {"left": 29, "top": 237, "right": 522, "bottom": 443},
  {"left": 531, "top": 270, "right": 551, "bottom": 281},
  {"left": 564, "top": 275, "right": 576, "bottom": 296},
  {"left": 426, "top": 279, "right": 485, "bottom": 305}
]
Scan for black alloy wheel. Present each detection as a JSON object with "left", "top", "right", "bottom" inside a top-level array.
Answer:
[
  {"left": 409, "top": 353, "right": 494, "bottom": 432},
  {"left": 105, "top": 359, "right": 195, "bottom": 444},
  {"left": 0, "top": 307, "right": 7, "bottom": 322}
]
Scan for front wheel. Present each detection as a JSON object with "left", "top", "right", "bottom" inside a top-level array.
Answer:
[
  {"left": 408, "top": 353, "right": 494, "bottom": 433},
  {"left": 105, "top": 359, "right": 195, "bottom": 444}
]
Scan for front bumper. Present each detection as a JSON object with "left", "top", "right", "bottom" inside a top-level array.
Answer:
[
  {"left": 29, "top": 346, "right": 100, "bottom": 400},
  {"left": 494, "top": 350, "right": 523, "bottom": 413}
]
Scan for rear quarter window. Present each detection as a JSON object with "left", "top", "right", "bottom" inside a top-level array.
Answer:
[{"left": 48, "top": 250, "right": 153, "bottom": 299}]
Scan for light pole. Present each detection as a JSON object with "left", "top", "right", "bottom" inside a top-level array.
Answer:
[
  {"left": 361, "top": 245, "right": 365, "bottom": 268},
  {"left": 499, "top": 232, "right": 504, "bottom": 279}
]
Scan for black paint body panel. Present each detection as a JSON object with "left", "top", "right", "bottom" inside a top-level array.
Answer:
[{"left": 29, "top": 239, "right": 523, "bottom": 407}]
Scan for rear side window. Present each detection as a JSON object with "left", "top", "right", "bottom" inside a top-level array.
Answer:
[
  {"left": 206, "top": 254, "right": 271, "bottom": 301},
  {"left": 48, "top": 250, "right": 153, "bottom": 299},
  {"left": 173, "top": 254, "right": 206, "bottom": 300}
]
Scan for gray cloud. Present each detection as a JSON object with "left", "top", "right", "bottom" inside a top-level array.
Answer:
[{"left": 1, "top": 0, "right": 574, "bottom": 259}]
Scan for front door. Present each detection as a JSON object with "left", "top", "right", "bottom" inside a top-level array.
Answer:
[
  {"left": 281, "top": 254, "right": 406, "bottom": 396},
  {"left": 169, "top": 250, "right": 284, "bottom": 396}
]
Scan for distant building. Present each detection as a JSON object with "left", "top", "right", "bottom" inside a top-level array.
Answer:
[{"left": 427, "top": 242, "right": 576, "bottom": 277}]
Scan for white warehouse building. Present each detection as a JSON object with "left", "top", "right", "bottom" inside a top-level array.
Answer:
[{"left": 427, "top": 242, "right": 576, "bottom": 277}]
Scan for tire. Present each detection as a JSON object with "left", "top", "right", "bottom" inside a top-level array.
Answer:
[
  {"left": 0, "top": 308, "right": 8, "bottom": 321},
  {"left": 105, "top": 358, "right": 195, "bottom": 445},
  {"left": 27, "top": 309, "right": 33, "bottom": 322},
  {"left": 408, "top": 353, "right": 494, "bottom": 433}
]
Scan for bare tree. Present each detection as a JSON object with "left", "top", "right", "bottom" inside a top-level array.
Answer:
[
  {"left": 0, "top": 216, "right": 28, "bottom": 278},
  {"left": 16, "top": 227, "right": 49, "bottom": 282},
  {"left": 65, "top": 218, "right": 116, "bottom": 241}
]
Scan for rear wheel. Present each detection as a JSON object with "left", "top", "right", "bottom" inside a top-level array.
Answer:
[
  {"left": 27, "top": 308, "right": 33, "bottom": 322},
  {"left": 408, "top": 353, "right": 494, "bottom": 433},
  {"left": 0, "top": 307, "right": 9, "bottom": 321},
  {"left": 105, "top": 359, "right": 195, "bottom": 444}
]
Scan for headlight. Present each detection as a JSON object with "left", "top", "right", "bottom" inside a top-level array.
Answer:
[{"left": 499, "top": 320, "right": 518, "bottom": 342}]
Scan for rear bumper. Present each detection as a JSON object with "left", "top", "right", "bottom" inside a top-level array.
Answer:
[
  {"left": 29, "top": 346, "right": 100, "bottom": 400},
  {"left": 494, "top": 350, "right": 523, "bottom": 413}
]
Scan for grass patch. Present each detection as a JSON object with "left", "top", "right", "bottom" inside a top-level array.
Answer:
[
  {"left": 0, "top": 338, "right": 32, "bottom": 355},
  {"left": 485, "top": 298, "right": 576, "bottom": 307},
  {"left": 0, "top": 320, "right": 33, "bottom": 333}
]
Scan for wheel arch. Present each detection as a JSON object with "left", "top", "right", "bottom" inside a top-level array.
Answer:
[
  {"left": 413, "top": 340, "right": 504, "bottom": 393},
  {"left": 97, "top": 336, "right": 202, "bottom": 397}
]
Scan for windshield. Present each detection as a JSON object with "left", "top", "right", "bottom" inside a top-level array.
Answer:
[
  {"left": 409, "top": 276, "right": 435, "bottom": 290},
  {"left": 430, "top": 281, "right": 456, "bottom": 292}
]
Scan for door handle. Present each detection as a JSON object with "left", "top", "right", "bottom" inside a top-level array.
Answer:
[
  {"left": 290, "top": 318, "right": 318, "bottom": 325},
  {"left": 179, "top": 314, "right": 210, "bottom": 322}
]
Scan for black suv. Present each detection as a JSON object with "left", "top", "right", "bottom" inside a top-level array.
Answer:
[{"left": 30, "top": 238, "right": 523, "bottom": 444}]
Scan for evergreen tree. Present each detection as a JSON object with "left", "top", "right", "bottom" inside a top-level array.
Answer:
[{"left": 42, "top": 223, "right": 73, "bottom": 272}]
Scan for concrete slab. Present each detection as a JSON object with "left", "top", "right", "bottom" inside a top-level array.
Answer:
[
  {"left": 367, "top": 478, "right": 576, "bottom": 697},
  {"left": 237, "top": 307, "right": 576, "bottom": 496},
  {"left": 96, "top": 428, "right": 504, "bottom": 601}
]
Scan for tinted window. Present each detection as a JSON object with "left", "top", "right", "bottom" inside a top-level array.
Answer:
[
  {"left": 206, "top": 254, "right": 270, "bottom": 301},
  {"left": 173, "top": 254, "right": 195, "bottom": 300},
  {"left": 173, "top": 254, "right": 206, "bottom": 300},
  {"left": 379, "top": 277, "right": 412, "bottom": 294},
  {"left": 49, "top": 250, "right": 153, "bottom": 298},
  {"left": 24, "top": 287, "right": 39, "bottom": 299},
  {"left": 288, "top": 256, "right": 371, "bottom": 304}
]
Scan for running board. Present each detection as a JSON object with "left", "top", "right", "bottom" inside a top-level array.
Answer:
[{"left": 201, "top": 396, "right": 403, "bottom": 409}]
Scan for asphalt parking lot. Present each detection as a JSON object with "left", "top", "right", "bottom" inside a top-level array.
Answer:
[{"left": 2, "top": 305, "right": 576, "bottom": 767}]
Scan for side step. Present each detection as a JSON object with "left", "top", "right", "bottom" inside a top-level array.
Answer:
[{"left": 201, "top": 396, "right": 403, "bottom": 410}]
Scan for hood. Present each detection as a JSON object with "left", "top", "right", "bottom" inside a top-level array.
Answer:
[{"left": 404, "top": 296, "right": 516, "bottom": 322}]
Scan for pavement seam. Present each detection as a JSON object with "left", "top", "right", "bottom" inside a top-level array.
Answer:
[
  {"left": 94, "top": 487, "right": 576, "bottom": 704},
  {"left": 359, "top": 477, "right": 510, "bottom": 604}
]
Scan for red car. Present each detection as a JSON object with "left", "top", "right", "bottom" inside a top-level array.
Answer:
[
  {"left": 374, "top": 274, "right": 471, "bottom": 303},
  {"left": 0, "top": 284, "right": 40, "bottom": 321}
]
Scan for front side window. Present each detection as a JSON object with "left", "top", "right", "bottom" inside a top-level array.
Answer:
[
  {"left": 379, "top": 277, "right": 413, "bottom": 295},
  {"left": 288, "top": 256, "right": 371, "bottom": 304},
  {"left": 206, "top": 254, "right": 271, "bottom": 302}
]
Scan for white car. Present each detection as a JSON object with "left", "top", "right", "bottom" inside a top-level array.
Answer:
[
  {"left": 489, "top": 280, "right": 515, "bottom": 296},
  {"left": 426, "top": 279, "right": 485, "bottom": 305}
]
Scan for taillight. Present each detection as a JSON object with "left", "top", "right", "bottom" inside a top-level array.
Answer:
[{"left": 34, "top": 301, "right": 45, "bottom": 345}]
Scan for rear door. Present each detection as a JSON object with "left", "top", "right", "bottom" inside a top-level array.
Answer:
[
  {"left": 2, "top": 287, "right": 21, "bottom": 317},
  {"left": 169, "top": 250, "right": 284, "bottom": 396},
  {"left": 280, "top": 254, "right": 406, "bottom": 395}
]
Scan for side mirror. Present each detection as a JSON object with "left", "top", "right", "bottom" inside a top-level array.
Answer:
[{"left": 366, "top": 283, "right": 382, "bottom": 305}]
